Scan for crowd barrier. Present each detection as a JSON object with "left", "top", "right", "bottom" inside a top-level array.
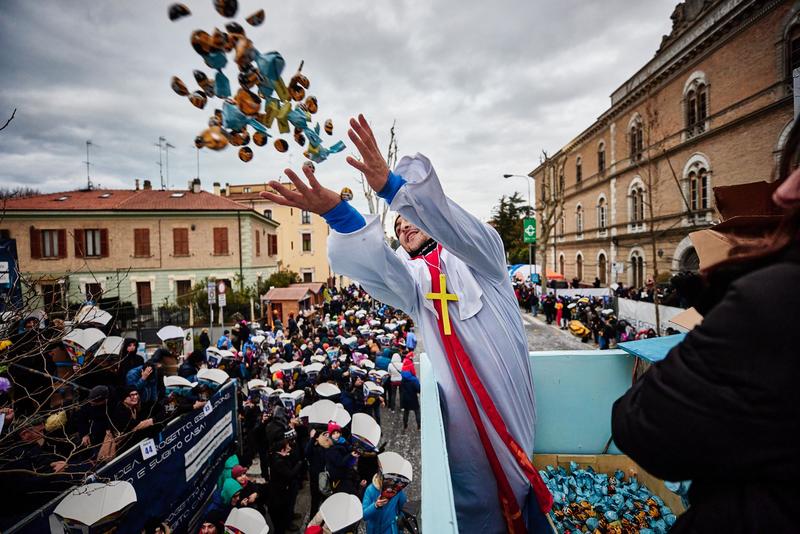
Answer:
[
  {"left": 9, "top": 380, "right": 240, "bottom": 534},
  {"left": 617, "top": 298, "right": 684, "bottom": 333}
]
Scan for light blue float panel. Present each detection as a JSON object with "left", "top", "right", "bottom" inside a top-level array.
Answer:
[
  {"left": 618, "top": 333, "right": 686, "bottom": 363},
  {"left": 530, "top": 350, "right": 634, "bottom": 455},
  {"left": 420, "top": 353, "right": 459, "bottom": 533}
]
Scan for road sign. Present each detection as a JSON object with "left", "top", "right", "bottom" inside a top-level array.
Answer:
[
  {"left": 207, "top": 281, "right": 216, "bottom": 305},
  {"left": 217, "top": 281, "right": 226, "bottom": 294},
  {"left": 523, "top": 218, "right": 537, "bottom": 244},
  {"left": 218, "top": 293, "right": 227, "bottom": 307}
]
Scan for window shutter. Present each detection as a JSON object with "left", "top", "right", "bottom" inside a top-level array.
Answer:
[
  {"left": 213, "top": 227, "right": 229, "bottom": 255},
  {"left": 100, "top": 229, "right": 109, "bottom": 257},
  {"left": 269, "top": 234, "right": 278, "bottom": 255},
  {"left": 58, "top": 229, "right": 67, "bottom": 258},
  {"left": 30, "top": 227, "right": 41, "bottom": 259},
  {"left": 74, "top": 229, "right": 85, "bottom": 258},
  {"left": 134, "top": 228, "right": 150, "bottom": 257},
  {"left": 221, "top": 228, "right": 228, "bottom": 254}
]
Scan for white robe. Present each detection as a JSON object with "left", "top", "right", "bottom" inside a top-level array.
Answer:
[{"left": 328, "top": 154, "right": 537, "bottom": 533}]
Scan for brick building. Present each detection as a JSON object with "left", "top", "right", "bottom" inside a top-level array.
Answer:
[
  {"left": 529, "top": 0, "right": 798, "bottom": 288},
  {"left": 0, "top": 179, "right": 278, "bottom": 313}
]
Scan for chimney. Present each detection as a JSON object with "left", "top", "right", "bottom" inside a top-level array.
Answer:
[
  {"left": 135, "top": 179, "right": 140, "bottom": 191},
  {"left": 225, "top": 182, "right": 230, "bottom": 197},
  {"left": 213, "top": 182, "right": 221, "bottom": 196},
  {"left": 143, "top": 180, "right": 152, "bottom": 190},
  {"left": 192, "top": 178, "right": 201, "bottom": 194}
]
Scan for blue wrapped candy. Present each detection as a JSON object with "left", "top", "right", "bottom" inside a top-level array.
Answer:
[
  {"left": 222, "top": 101, "right": 247, "bottom": 130},
  {"left": 204, "top": 52, "right": 227, "bottom": 69},
  {"left": 215, "top": 71, "right": 231, "bottom": 99},
  {"left": 256, "top": 51, "right": 285, "bottom": 82}
]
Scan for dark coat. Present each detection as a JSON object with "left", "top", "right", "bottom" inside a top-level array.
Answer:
[
  {"left": 612, "top": 242, "right": 800, "bottom": 534},
  {"left": 399, "top": 371, "right": 420, "bottom": 411}
]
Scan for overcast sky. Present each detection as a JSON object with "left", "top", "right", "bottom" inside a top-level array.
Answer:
[{"left": 0, "top": 0, "right": 678, "bottom": 221}]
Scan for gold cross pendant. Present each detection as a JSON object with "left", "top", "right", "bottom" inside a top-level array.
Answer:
[{"left": 425, "top": 273, "right": 459, "bottom": 335}]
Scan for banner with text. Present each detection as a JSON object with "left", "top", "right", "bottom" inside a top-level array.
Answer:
[
  {"left": 617, "top": 298, "right": 684, "bottom": 334},
  {"left": 11, "top": 381, "right": 238, "bottom": 534}
]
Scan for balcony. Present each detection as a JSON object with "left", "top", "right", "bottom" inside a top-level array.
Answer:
[{"left": 420, "top": 349, "right": 685, "bottom": 531}]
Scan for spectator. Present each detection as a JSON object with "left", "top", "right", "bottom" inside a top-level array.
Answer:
[
  {"left": 399, "top": 370, "right": 420, "bottom": 432},
  {"left": 362, "top": 473, "right": 408, "bottom": 534},
  {"left": 217, "top": 330, "right": 232, "bottom": 350}
]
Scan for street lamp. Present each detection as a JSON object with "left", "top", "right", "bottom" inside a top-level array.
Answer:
[{"left": 503, "top": 174, "right": 537, "bottom": 283}]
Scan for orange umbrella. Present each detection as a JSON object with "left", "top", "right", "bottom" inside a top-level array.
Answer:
[{"left": 545, "top": 270, "right": 565, "bottom": 280}]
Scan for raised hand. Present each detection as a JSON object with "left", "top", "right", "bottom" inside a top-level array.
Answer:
[
  {"left": 259, "top": 163, "right": 341, "bottom": 215},
  {"left": 346, "top": 114, "right": 389, "bottom": 193}
]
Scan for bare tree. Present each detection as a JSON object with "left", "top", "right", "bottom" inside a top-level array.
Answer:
[{"left": 536, "top": 151, "right": 566, "bottom": 293}]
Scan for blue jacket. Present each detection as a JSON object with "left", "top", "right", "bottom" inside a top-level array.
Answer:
[
  {"left": 217, "top": 335, "right": 232, "bottom": 349},
  {"left": 126, "top": 365, "right": 159, "bottom": 403},
  {"left": 405, "top": 332, "right": 417, "bottom": 350},
  {"left": 363, "top": 482, "right": 407, "bottom": 534}
]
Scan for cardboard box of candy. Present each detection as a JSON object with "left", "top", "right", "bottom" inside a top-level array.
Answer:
[{"left": 533, "top": 454, "right": 685, "bottom": 534}]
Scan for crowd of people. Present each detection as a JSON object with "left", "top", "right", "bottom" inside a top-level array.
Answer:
[{"left": 0, "top": 283, "right": 421, "bottom": 534}]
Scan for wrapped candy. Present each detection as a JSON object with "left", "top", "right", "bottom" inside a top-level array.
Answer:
[
  {"left": 246, "top": 9, "right": 265, "bottom": 26},
  {"left": 304, "top": 95, "right": 318, "bottom": 114},
  {"left": 274, "top": 139, "right": 288, "bottom": 152},
  {"left": 228, "top": 129, "right": 250, "bottom": 147},
  {"left": 189, "top": 90, "right": 207, "bottom": 109},
  {"left": 203, "top": 51, "right": 228, "bottom": 69},
  {"left": 171, "top": 76, "right": 189, "bottom": 96},
  {"left": 215, "top": 71, "right": 231, "bottom": 98},
  {"left": 253, "top": 131, "right": 268, "bottom": 146},
  {"left": 225, "top": 21, "right": 245, "bottom": 36},
  {"left": 235, "top": 88, "right": 261, "bottom": 116},
  {"left": 168, "top": 3, "right": 191, "bottom": 21},
  {"left": 197, "top": 126, "right": 228, "bottom": 150},
  {"left": 191, "top": 30, "right": 213, "bottom": 55},
  {"left": 238, "top": 146, "right": 253, "bottom": 162},
  {"left": 222, "top": 101, "right": 247, "bottom": 130},
  {"left": 213, "top": 0, "right": 238, "bottom": 18},
  {"left": 294, "top": 131, "right": 306, "bottom": 146},
  {"left": 324, "top": 118, "right": 333, "bottom": 135}
]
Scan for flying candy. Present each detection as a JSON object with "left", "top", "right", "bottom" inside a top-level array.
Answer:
[
  {"left": 168, "top": 3, "right": 191, "bottom": 21},
  {"left": 246, "top": 9, "right": 265, "bottom": 26},
  {"left": 169, "top": 4, "right": 345, "bottom": 164}
]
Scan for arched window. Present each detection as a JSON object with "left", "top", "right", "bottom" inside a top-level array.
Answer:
[
  {"left": 576, "top": 156, "right": 583, "bottom": 185},
  {"left": 628, "top": 178, "right": 646, "bottom": 230},
  {"left": 598, "top": 253, "right": 607, "bottom": 285},
  {"left": 630, "top": 250, "right": 645, "bottom": 288},
  {"left": 576, "top": 253, "right": 584, "bottom": 281},
  {"left": 576, "top": 205, "right": 584, "bottom": 238},
  {"left": 559, "top": 214, "right": 565, "bottom": 238},
  {"left": 558, "top": 172, "right": 565, "bottom": 194},
  {"left": 788, "top": 20, "right": 800, "bottom": 83},
  {"left": 597, "top": 142, "right": 606, "bottom": 173},
  {"left": 629, "top": 116, "right": 643, "bottom": 162},
  {"left": 559, "top": 254, "right": 565, "bottom": 275},
  {"left": 597, "top": 196, "right": 607, "bottom": 232},
  {"left": 683, "top": 154, "right": 712, "bottom": 214},
  {"left": 684, "top": 73, "right": 709, "bottom": 137}
]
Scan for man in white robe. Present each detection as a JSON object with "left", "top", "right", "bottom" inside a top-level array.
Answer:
[{"left": 262, "top": 115, "right": 552, "bottom": 533}]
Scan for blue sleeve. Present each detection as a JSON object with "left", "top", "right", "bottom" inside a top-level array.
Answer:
[
  {"left": 377, "top": 171, "right": 406, "bottom": 204},
  {"left": 322, "top": 201, "right": 366, "bottom": 233}
]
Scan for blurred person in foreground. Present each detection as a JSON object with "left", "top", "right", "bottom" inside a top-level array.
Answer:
[{"left": 612, "top": 118, "right": 800, "bottom": 533}]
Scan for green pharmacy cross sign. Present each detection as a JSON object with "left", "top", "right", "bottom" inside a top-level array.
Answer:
[{"left": 523, "top": 218, "right": 537, "bottom": 244}]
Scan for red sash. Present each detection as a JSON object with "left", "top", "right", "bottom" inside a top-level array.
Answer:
[{"left": 415, "top": 245, "right": 552, "bottom": 533}]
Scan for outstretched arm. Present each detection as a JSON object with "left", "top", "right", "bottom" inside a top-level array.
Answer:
[
  {"left": 259, "top": 160, "right": 420, "bottom": 316},
  {"left": 346, "top": 116, "right": 507, "bottom": 283}
]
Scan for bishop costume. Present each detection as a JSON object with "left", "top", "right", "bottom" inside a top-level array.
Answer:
[{"left": 324, "top": 154, "right": 552, "bottom": 533}]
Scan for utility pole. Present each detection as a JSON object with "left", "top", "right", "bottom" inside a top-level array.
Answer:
[{"left": 83, "top": 140, "right": 93, "bottom": 190}]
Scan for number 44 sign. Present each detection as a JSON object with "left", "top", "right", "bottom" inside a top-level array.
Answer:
[{"left": 140, "top": 438, "right": 157, "bottom": 460}]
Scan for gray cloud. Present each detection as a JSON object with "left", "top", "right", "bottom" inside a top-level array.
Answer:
[{"left": 0, "top": 0, "right": 676, "bottom": 220}]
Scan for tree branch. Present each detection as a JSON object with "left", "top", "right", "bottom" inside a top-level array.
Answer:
[{"left": 0, "top": 108, "right": 16, "bottom": 132}]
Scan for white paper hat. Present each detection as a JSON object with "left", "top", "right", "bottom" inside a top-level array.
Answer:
[
  {"left": 351, "top": 413, "right": 381, "bottom": 449},
  {"left": 315, "top": 382, "right": 341, "bottom": 399},
  {"left": 206, "top": 347, "right": 222, "bottom": 358},
  {"left": 320, "top": 492, "right": 363, "bottom": 532},
  {"left": 309, "top": 399, "right": 351, "bottom": 428},
  {"left": 355, "top": 310, "right": 367, "bottom": 318},
  {"left": 157, "top": 325, "right": 184, "bottom": 341},
  {"left": 63, "top": 327, "right": 106, "bottom": 351},
  {"left": 74, "top": 305, "right": 113, "bottom": 326},
  {"left": 360, "top": 359, "right": 375, "bottom": 370},
  {"left": 95, "top": 336, "right": 124, "bottom": 357},
  {"left": 197, "top": 368, "right": 229, "bottom": 385},
  {"left": 364, "top": 381, "right": 384, "bottom": 396},
  {"left": 378, "top": 451, "right": 413, "bottom": 480},
  {"left": 225, "top": 506, "right": 270, "bottom": 534},
  {"left": 52, "top": 481, "right": 137, "bottom": 527},
  {"left": 304, "top": 362, "right": 324, "bottom": 375},
  {"left": 164, "top": 375, "right": 197, "bottom": 388},
  {"left": 311, "top": 354, "right": 327, "bottom": 363},
  {"left": 248, "top": 379, "right": 269, "bottom": 391},
  {"left": 218, "top": 349, "right": 236, "bottom": 359},
  {"left": 369, "top": 319, "right": 380, "bottom": 327},
  {"left": 384, "top": 323, "right": 398, "bottom": 331},
  {"left": 270, "top": 362, "right": 285, "bottom": 374}
]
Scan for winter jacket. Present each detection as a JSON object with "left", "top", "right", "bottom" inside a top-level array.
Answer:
[
  {"left": 363, "top": 480, "right": 407, "bottom": 534},
  {"left": 125, "top": 366, "right": 159, "bottom": 404},
  {"left": 399, "top": 371, "right": 420, "bottom": 411}
]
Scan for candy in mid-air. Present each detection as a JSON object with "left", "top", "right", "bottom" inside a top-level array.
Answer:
[
  {"left": 294, "top": 131, "right": 306, "bottom": 146},
  {"left": 340, "top": 187, "right": 354, "bottom": 201},
  {"left": 168, "top": 3, "right": 191, "bottom": 21},
  {"left": 225, "top": 21, "right": 245, "bottom": 36},
  {"left": 302, "top": 161, "right": 315, "bottom": 173},
  {"left": 324, "top": 119, "right": 333, "bottom": 135},
  {"left": 189, "top": 90, "right": 208, "bottom": 109},
  {"left": 246, "top": 9, "right": 265, "bottom": 26},
  {"left": 235, "top": 88, "right": 261, "bottom": 116},
  {"left": 199, "top": 126, "right": 228, "bottom": 150},
  {"left": 228, "top": 129, "right": 250, "bottom": 146},
  {"left": 304, "top": 95, "right": 318, "bottom": 114},
  {"left": 193, "top": 70, "right": 208, "bottom": 85},
  {"left": 214, "top": 0, "right": 238, "bottom": 18},
  {"left": 191, "top": 30, "right": 213, "bottom": 55},
  {"left": 235, "top": 37, "right": 256, "bottom": 68},
  {"left": 238, "top": 146, "right": 253, "bottom": 162},
  {"left": 238, "top": 66, "right": 261, "bottom": 88},
  {"left": 211, "top": 28, "right": 229, "bottom": 51},
  {"left": 274, "top": 139, "right": 289, "bottom": 152},
  {"left": 288, "top": 71, "right": 310, "bottom": 102},
  {"left": 171, "top": 76, "right": 189, "bottom": 96},
  {"left": 253, "top": 131, "right": 268, "bottom": 146}
]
